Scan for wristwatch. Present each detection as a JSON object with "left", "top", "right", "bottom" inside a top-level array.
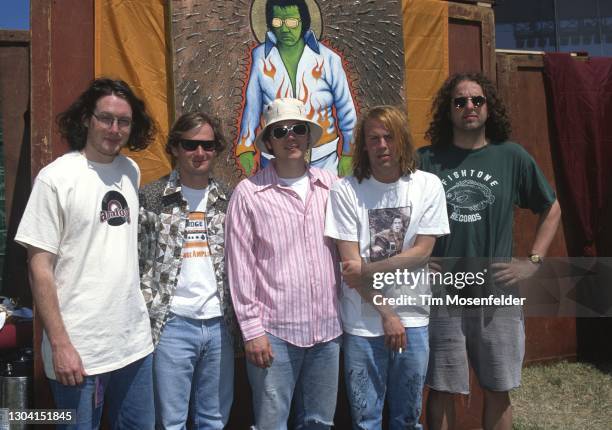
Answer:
[{"left": 528, "top": 254, "right": 543, "bottom": 264}]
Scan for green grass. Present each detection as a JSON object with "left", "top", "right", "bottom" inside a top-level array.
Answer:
[{"left": 511, "top": 361, "right": 612, "bottom": 429}]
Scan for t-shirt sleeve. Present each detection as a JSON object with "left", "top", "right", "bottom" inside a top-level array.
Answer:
[
  {"left": 416, "top": 175, "right": 450, "bottom": 236},
  {"left": 516, "top": 148, "right": 556, "bottom": 213},
  {"left": 325, "top": 181, "right": 359, "bottom": 242},
  {"left": 14, "top": 177, "right": 62, "bottom": 254}
]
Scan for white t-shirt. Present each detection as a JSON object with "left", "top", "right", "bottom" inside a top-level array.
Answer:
[
  {"left": 325, "top": 170, "right": 450, "bottom": 336},
  {"left": 15, "top": 152, "right": 153, "bottom": 379},
  {"left": 170, "top": 185, "right": 221, "bottom": 319},
  {"left": 277, "top": 173, "right": 310, "bottom": 203}
]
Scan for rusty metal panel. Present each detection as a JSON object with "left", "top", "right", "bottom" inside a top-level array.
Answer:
[
  {"left": 496, "top": 51, "right": 576, "bottom": 364},
  {"left": 448, "top": 1, "right": 496, "bottom": 79},
  {"left": 0, "top": 31, "right": 31, "bottom": 315}
]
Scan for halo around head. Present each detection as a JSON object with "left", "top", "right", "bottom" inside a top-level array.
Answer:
[{"left": 250, "top": 0, "right": 323, "bottom": 44}]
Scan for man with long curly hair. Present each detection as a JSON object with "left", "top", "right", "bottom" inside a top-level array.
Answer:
[
  {"left": 419, "top": 73, "right": 561, "bottom": 430},
  {"left": 15, "top": 78, "right": 156, "bottom": 428},
  {"left": 326, "top": 105, "right": 449, "bottom": 429}
]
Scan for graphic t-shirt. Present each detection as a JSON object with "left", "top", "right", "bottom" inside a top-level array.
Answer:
[
  {"left": 170, "top": 185, "right": 221, "bottom": 319},
  {"left": 325, "top": 171, "right": 450, "bottom": 336},
  {"left": 418, "top": 142, "right": 556, "bottom": 298},
  {"left": 15, "top": 152, "right": 153, "bottom": 379},
  {"left": 418, "top": 142, "right": 556, "bottom": 258}
]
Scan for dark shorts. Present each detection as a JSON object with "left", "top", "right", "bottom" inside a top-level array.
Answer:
[{"left": 426, "top": 305, "right": 525, "bottom": 394}]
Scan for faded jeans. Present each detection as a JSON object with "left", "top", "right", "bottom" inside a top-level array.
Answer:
[
  {"left": 153, "top": 315, "right": 234, "bottom": 430},
  {"left": 343, "top": 326, "right": 429, "bottom": 430},
  {"left": 246, "top": 333, "right": 341, "bottom": 430}
]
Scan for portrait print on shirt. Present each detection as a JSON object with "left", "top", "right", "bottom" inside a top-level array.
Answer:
[{"left": 368, "top": 207, "right": 411, "bottom": 263}]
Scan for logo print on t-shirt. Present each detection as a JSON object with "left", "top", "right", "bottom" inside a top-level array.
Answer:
[
  {"left": 368, "top": 207, "right": 411, "bottom": 262},
  {"left": 445, "top": 179, "right": 495, "bottom": 223},
  {"left": 183, "top": 212, "right": 211, "bottom": 259},
  {"left": 100, "top": 191, "right": 131, "bottom": 226}
]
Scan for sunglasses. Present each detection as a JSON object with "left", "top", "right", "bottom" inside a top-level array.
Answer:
[
  {"left": 271, "top": 17, "right": 301, "bottom": 29},
  {"left": 179, "top": 139, "right": 217, "bottom": 152},
  {"left": 271, "top": 123, "right": 309, "bottom": 139},
  {"left": 453, "top": 96, "right": 487, "bottom": 109}
]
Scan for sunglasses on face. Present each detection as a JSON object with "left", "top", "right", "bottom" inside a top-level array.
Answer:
[
  {"left": 179, "top": 139, "right": 217, "bottom": 152},
  {"left": 271, "top": 123, "right": 309, "bottom": 139},
  {"left": 453, "top": 96, "right": 487, "bottom": 109}
]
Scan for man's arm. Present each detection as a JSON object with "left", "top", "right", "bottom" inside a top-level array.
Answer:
[
  {"left": 492, "top": 200, "right": 562, "bottom": 285},
  {"left": 337, "top": 240, "right": 406, "bottom": 351},
  {"left": 362, "top": 235, "right": 437, "bottom": 279},
  {"left": 28, "top": 247, "right": 86, "bottom": 385},
  {"left": 225, "top": 189, "right": 273, "bottom": 368}
]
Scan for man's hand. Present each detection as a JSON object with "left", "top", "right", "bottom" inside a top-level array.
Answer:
[
  {"left": 52, "top": 342, "right": 86, "bottom": 386},
  {"left": 341, "top": 259, "right": 366, "bottom": 289},
  {"left": 490, "top": 258, "right": 539, "bottom": 287},
  {"left": 239, "top": 152, "right": 256, "bottom": 176},
  {"left": 245, "top": 334, "right": 274, "bottom": 369},
  {"left": 338, "top": 154, "right": 353, "bottom": 177},
  {"left": 382, "top": 313, "right": 407, "bottom": 352}
]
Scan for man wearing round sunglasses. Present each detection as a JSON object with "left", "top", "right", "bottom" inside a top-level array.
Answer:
[
  {"left": 235, "top": 0, "right": 357, "bottom": 176},
  {"left": 226, "top": 98, "right": 342, "bottom": 429},
  {"left": 419, "top": 73, "right": 561, "bottom": 430},
  {"left": 139, "top": 112, "right": 241, "bottom": 429}
]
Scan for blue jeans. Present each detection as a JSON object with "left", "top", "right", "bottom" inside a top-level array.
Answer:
[
  {"left": 49, "top": 354, "right": 154, "bottom": 430},
  {"left": 246, "top": 334, "right": 340, "bottom": 430},
  {"left": 343, "top": 327, "right": 429, "bottom": 430},
  {"left": 153, "top": 315, "right": 234, "bottom": 429}
]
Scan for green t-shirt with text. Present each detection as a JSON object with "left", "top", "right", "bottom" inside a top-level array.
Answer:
[{"left": 418, "top": 141, "right": 556, "bottom": 260}]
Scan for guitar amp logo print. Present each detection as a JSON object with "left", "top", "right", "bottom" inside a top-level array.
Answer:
[
  {"left": 441, "top": 170, "right": 499, "bottom": 223},
  {"left": 100, "top": 191, "right": 131, "bottom": 226}
]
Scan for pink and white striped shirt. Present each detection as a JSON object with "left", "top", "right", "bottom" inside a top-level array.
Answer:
[{"left": 225, "top": 165, "right": 342, "bottom": 347}]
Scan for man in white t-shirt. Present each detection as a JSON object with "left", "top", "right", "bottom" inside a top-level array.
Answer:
[
  {"left": 139, "top": 112, "right": 240, "bottom": 429},
  {"left": 15, "top": 78, "right": 156, "bottom": 428},
  {"left": 325, "top": 105, "right": 449, "bottom": 429}
]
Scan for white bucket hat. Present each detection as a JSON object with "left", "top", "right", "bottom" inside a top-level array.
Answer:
[{"left": 255, "top": 98, "right": 323, "bottom": 155}]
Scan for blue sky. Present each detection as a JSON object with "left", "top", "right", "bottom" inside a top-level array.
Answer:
[{"left": 0, "top": 0, "right": 29, "bottom": 30}]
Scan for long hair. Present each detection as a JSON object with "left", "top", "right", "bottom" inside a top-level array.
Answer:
[
  {"left": 166, "top": 112, "right": 228, "bottom": 157},
  {"left": 352, "top": 105, "right": 417, "bottom": 182},
  {"left": 425, "top": 72, "right": 511, "bottom": 147},
  {"left": 57, "top": 77, "right": 156, "bottom": 151},
  {"left": 266, "top": 0, "right": 311, "bottom": 38}
]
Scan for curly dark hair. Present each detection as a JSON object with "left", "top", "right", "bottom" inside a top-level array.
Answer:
[
  {"left": 425, "top": 72, "right": 511, "bottom": 147},
  {"left": 166, "top": 112, "right": 228, "bottom": 158},
  {"left": 352, "top": 105, "right": 417, "bottom": 182},
  {"left": 57, "top": 77, "right": 156, "bottom": 152},
  {"left": 266, "top": 0, "right": 311, "bottom": 38}
]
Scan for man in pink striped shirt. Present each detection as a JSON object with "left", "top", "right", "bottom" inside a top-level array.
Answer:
[{"left": 226, "top": 98, "right": 342, "bottom": 429}]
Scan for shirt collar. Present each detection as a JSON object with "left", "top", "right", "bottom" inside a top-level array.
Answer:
[
  {"left": 162, "top": 169, "right": 227, "bottom": 206},
  {"left": 264, "top": 29, "right": 320, "bottom": 57},
  {"left": 254, "top": 164, "right": 330, "bottom": 193}
]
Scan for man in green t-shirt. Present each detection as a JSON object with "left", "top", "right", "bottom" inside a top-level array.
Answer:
[{"left": 419, "top": 73, "right": 561, "bottom": 430}]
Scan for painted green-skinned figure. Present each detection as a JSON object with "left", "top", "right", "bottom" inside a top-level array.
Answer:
[{"left": 236, "top": 0, "right": 357, "bottom": 176}]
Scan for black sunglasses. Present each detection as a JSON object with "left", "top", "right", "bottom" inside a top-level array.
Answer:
[
  {"left": 271, "top": 123, "right": 309, "bottom": 139},
  {"left": 453, "top": 96, "right": 487, "bottom": 109},
  {"left": 179, "top": 139, "right": 217, "bottom": 152}
]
